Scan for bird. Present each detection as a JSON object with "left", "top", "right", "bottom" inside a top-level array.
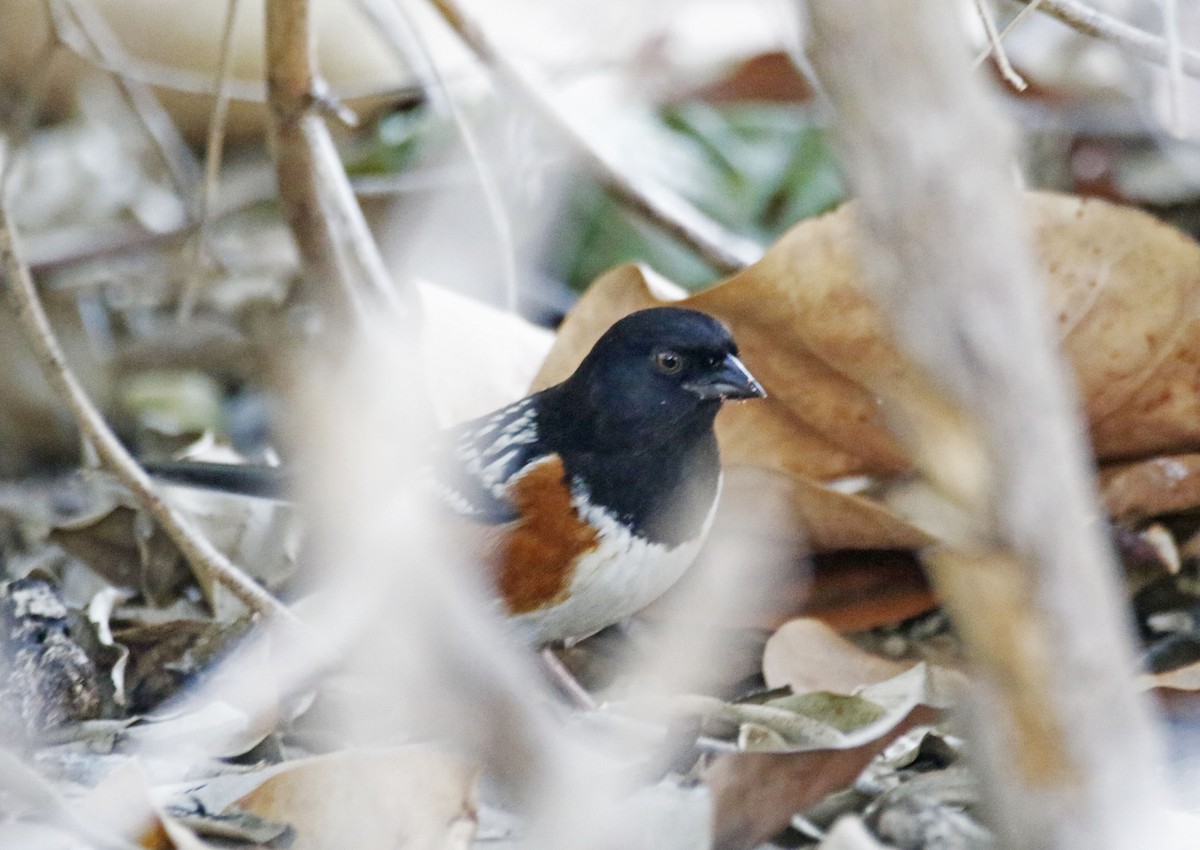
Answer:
[{"left": 147, "top": 307, "right": 765, "bottom": 645}]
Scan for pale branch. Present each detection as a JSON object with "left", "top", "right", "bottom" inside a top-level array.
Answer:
[
  {"left": 176, "top": 0, "right": 245, "bottom": 321},
  {"left": 0, "top": 146, "right": 294, "bottom": 625},
  {"left": 425, "top": 0, "right": 763, "bottom": 277},
  {"left": 1016, "top": 0, "right": 1200, "bottom": 79},
  {"left": 806, "top": 2, "right": 1174, "bottom": 849},
  {"left": 264, "top": 0, "right": 414, "bottom": 328}
]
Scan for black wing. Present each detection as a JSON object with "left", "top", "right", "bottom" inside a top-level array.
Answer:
[{"left": 423, "top": 395, "right": 550, "bottom": 524}]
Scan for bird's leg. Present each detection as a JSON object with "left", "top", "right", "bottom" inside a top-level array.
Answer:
[{"left": 538, "top": 646, "right": 597, "bottom": 710}]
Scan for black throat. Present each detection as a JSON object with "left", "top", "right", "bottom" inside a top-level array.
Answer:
[{"left": 534, "top": 389, "right": 722, "bottom": 548}]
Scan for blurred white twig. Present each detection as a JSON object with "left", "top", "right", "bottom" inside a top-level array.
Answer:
[
  {"left": 0, "top": 749, "right": 142, "bottom": 850},
  {"left": 806, "top": 1, "right": 1176, "bottom": 848},
  {"left": 1016, "top": 0, "right": 1200, "bottom": 78},
  {"left": 0, "top": 145, "right": 294, "bottom": 625},
  {"left": 426, "top": 0, "right": 763, "bottom": 276}
]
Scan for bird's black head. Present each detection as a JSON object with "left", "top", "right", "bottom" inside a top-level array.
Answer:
[{"left": 542, "top": 307, "right": 765, "bottom": 452}]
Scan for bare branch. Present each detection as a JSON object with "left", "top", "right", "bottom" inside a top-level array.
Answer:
[
  {"left": 425, "top": 0, "right": 763, "bottom": 276},
  {"left": 264, "top": 0, "right": 414, "bottom": 328},
  {"left": 0, "top": 145, "right": 293, "bottom": 625},
  {"left": 805, "top": 2, "right": 1175, "bottom": 849},
  {"left": 1015, "top": 0, "right": 1200, "bottom": 79}
]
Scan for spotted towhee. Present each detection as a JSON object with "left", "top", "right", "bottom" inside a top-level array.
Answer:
[{"left": 147, "top": 307, "right": 765, "bottom": 644}]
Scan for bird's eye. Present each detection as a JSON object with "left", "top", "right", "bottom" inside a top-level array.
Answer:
[{"left": 653, "top": 350, "right": 684, "bottom": 375}]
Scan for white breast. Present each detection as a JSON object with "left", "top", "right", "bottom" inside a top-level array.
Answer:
[{"left": 509, "top": 476, "right": 722, "bottom": 645}]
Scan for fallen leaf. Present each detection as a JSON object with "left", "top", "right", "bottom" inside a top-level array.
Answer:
[
  {"left": 49, "top": 476, "right": 191, "bottom": 604},
  {"left": 112, "top": 618, "right": 242, "bottom": 714},
  {"left": 418, "top": 282, "right": 555, "bottom": 428},
  {"left": 125, "top": 635, "right": 276, "bottom": 759},
  {"left": 798, "top": 551, "right": 936, "bottom": 633},
  {"left": 534, "top": 192, "right": 1200, "bottom": 549},
  {"left": 820, "top": 817, "right": 893, "bottom": 850},
  {"left": 705, "top": 705, "right": 938, "bottom": 850},
  {"left": 762, "top": 619, "right": 909, "bottom": 695},
  {"left": 211, "top": 747, "right": 478, "bottom": 850},
  {"left": 615, "top": 664, "right": 956, "bottom": 754},
  {"left": 1100, "top": 454, "right": 1200, "bottom": 523},
  {"left": 79, "top": 759, "right": 180, "bottom": 850}
]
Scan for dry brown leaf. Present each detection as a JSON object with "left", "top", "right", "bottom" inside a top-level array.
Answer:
[
  {"left": 798, "top": 551, "right": 935, "bottom": 633},
  {"left": 705, "top": 705, "right": 939, "bottom": 850},
  {"left": 536, "top": 192, "right": 1200, "bottom": 549},
  {"left": 126, "top": 636, "right": 277, "bottom": 759},
  {"left": 762, "top": 618, "right": 909, "bottom": 695},
  {"left": 229, "top": 748, "right": 478, "bottom": 850},
  {"left": 418, "top": 282, "right": 555, "bottom": 427},
  {"left": 79, "top": 759, "right": 186, "bottom": 850},
  {"left": 1099, "top": 454, "right": 1200, "bottom": 524}
]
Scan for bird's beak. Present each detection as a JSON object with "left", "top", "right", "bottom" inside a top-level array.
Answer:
[{"left": 685, "top": 353, "right": 767, "bottom": 401}]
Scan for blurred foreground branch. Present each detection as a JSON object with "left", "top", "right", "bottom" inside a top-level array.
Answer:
[
  {"left": 426, "top": 0, "right": 763, "bottom": 276},
  {"left": 0, "top": 144, "right": 293, "bottom": 625},
  {"left": 806, "top": 2, "right": 1175, "bottom": 849}
]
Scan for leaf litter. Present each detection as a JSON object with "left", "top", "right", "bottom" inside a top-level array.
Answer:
[{"left": 2, "top": 66, "right": 1200, "bottom": 850}]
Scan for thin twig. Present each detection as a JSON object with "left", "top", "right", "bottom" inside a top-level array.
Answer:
[
  {"left": 972, "top": 0, "right": 1028, "bottom": 90},
  {"left": 264, "top": 0, "right": 414, "bottom": 328},
  {"left": 353, "top": 0, "right": 520, "bottom": 309},
  {"left": 48, "top": 0, "right": 201, "bottom": 210},
  {"left": 425, "top": 0, "right": 762, "bottom": 276},
  {"left": 0, "top": 146, "right": 293, "bottom": 625},
  {"left": 1015, "top": 0, "right": 1200, "bottom": 79},
  {"left": 972, "top": 0, "right": 1046, "bottom": 69},
  {"left": 176, "top": 0, "right": 245, "bottom": 321}
]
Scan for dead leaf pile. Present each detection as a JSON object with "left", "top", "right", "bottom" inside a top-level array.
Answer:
[{"left": 536, "top": 191, "right": 1200, "bottom": 551}]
